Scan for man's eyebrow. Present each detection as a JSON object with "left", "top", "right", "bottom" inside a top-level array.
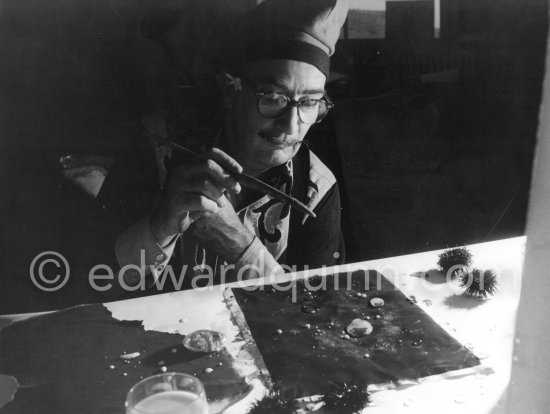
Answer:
[{"left": 255, "top": 79, "right": 325, "bottom": 95}]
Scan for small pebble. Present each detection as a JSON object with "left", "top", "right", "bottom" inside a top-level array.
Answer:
[
  {"left": 108, "top": 365, "right": 115, "bottom": 370},
  {"left": 276, "top": 329, "right": 283, "bottom": 335},
  {"left": 364, "top": 353, "right": 370, "bottom": 358},
  {"left": 123, "top": 373, "right": 128, "bottom": 377},
  {"left": 312, "top": 346, "right": 316, "bottom": 349},
  {"left": 375, "top": 315, "right": 381, "bottom": 319},
  {"left": 218, "top": 362, "right": 223, "bottom": 366},
  {"left": 171, "top": 348, "right": 178, "bottom": 354},
  {"left": 412, "top": 340, "right": 423, "bottom": 346},
  {"left": 302, "top": 324, "right": 311, "bottom": 329},
  {"left": 361, "top": 293, "right": 368, "bottom": 298},
  {"left": 356, "top": 292, "right": 363, "bottom": 298},
  {"left": 160, "top": 366, "right": 167, "bottom": 373},
  {"left": 370, "top": 297, "right": 384, "bottom": 308},
  {"left": 204, "top": 367, "right": 214, "bottom": 374},
  {"left": 341, "top": 334, "right": 350, "bottom": 339}
]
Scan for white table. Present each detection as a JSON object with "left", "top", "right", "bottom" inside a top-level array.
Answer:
[{"left": 0, "top": 236, "right": 525, "bottom": 413}]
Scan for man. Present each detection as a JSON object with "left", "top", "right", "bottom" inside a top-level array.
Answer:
[{"left": 114, "top": 0, "right": 349, "bottom": 291}]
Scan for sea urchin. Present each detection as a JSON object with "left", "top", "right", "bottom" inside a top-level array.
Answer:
[
  {"left": 459, "top": 268, "right": 498, "bottom": 297},
  {"left": 437, "top": 247, "right": 473, "bottom": 278}
]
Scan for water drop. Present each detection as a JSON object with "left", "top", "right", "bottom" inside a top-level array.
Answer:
[
  {"left": 454, "top": 394, "right": 466, "bottom": 404},
  {"left": 301, "top": 305, "right": 318, "bottom": 314},
  {"left": 347, "top": 319, "right": 374, "bottom": 337},
  {"left": 370, "top": 297, "right": 385, "bottom": 308}
]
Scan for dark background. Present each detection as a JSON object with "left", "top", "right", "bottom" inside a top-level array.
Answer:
[{"left": 0, "top": 0, "right": 547, "bottom": 271}]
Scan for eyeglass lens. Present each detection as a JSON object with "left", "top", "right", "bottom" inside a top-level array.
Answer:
[{"left": 257, "top": 94, "right": 330, "bottom": 124}]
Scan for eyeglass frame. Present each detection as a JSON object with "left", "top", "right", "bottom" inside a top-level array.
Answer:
[
  {"left": 232, "top": 75, "right": 334, "bottom": 125},
  {"left": 252, "top": 89, "right": 335, "bottom": 125}
]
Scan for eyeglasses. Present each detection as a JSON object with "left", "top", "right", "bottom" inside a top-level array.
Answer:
[{"left": 253, "top": 90, "right": 334, "bottom": 125}]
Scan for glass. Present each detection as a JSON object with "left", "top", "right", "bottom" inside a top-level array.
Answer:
[
  {"left": 125, "top": 372, "right": 208, "bottom": 414},
  {"left": 254, "top": 91, "right": 334, "bottom": 124}
]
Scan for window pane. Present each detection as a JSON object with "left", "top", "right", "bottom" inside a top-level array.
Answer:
[
  {"left": 347, "top": 0, "right": 441, "bottom": 40},
  {"left": 348, "top": 0, "right": 386, "bottom": 39}
]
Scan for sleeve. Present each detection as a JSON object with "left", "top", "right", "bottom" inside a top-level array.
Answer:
[
  {"left": 115, "top": 217, "right": 179, "bottom": 286},
  {"left": 284, "top": 182, "right": 345, "bottom": 271},
  {"left": 232, "top": 236, "right": 284, "bottom": 280}
]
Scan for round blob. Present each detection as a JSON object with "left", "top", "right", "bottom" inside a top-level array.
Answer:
[
  {"left": 346, "top": 319, "right": 374, "bottom": 338},
  {"left": 370, "top": 297, "right": 385, "bottom": 308}
]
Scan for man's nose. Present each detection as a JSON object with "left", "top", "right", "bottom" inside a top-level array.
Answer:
[{"left": 275, "top": 105, "right": 301, "bottom": 136}]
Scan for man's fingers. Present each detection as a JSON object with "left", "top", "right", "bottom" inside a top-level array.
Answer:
[
  {"left": 204, "top": 147, "right": 243, "bottom": 174},
  {"left": 172, "top": 159, "right": 241, "bottom": 194},
  {"left": 172, "top": 192, "right": 220, "bottom": 214},
  {"left": 182, "top": 178, "right": 225, "bottom": 206}
]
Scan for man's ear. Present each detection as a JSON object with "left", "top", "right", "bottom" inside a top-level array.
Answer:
[{"left": 216, "top": 72, "right": 242, "bottom": 109}]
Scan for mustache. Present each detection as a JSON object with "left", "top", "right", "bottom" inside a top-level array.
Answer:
[{"left": 260, "top": 134, "right": 309, "bottom": 149}]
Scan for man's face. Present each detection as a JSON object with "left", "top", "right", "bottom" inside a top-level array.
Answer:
[{"left": 223, "top": 60, "right": 326, "bottom": 176}]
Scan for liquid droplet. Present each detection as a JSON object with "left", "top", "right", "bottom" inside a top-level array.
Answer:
[
  {"left": 370, "top": 297, "right": 385, "bottom": 308},
  {"left": 301, "top": 305, "right": 318, "bottom": 314},
  {"left": 347, "top": 319, "right": 373, "bottom": 338},
  {"left": 454, "top": 394, "right": 467, "bottom": 404},
  {"left": 403, "top": 398, "right": 414, "bottom": 407}
]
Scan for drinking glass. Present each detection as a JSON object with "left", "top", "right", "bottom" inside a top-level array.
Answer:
[{"left": 125, "top": 372, "right": 208, "bottom": 414}]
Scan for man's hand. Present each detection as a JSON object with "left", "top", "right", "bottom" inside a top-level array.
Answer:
[
  {"left": 189, "top": 195, "right": 255, "bottom": 263},
  {"left": 149, "top": 148, "right": 243, "bottom": 246}
]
